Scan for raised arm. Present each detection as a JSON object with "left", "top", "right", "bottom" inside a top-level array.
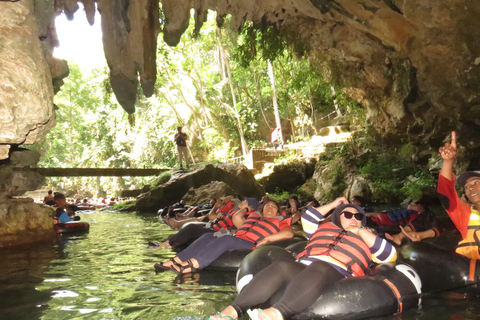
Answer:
[
  {"left": 302, "top": 197, "right": 348, "bottom": 239},
  {"left": 439, "top": 131, "right": 456, "bottom": 181}
]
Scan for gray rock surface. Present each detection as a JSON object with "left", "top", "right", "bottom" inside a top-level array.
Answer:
[
  {"left": 182, "top": 181, "right": 236, "bottom": 206},
  {"left": 136, "top": 163, "right": 265, "bottom": 212}
]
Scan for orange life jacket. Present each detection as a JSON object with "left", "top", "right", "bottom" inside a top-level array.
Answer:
[
  {"left": 456, "top": 209, "right": 480, "bottom": 259},
  {"left": 297, "top": 223, "right": 372, "bottom": 276},
  {"left": 235, "top": 214, "right": 285, "bottom": 244}
]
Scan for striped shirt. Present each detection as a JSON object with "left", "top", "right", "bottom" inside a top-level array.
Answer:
[{"left": 300, "top": 206, "right": 397, "bottom": 276}]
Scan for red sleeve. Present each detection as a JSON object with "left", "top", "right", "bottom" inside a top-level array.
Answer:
[
  {"left": 437, "top": 173, "right": 471, "bottom": 238},
  {"left": 278, "top": 217, "right": 293, "bottom": 230}
]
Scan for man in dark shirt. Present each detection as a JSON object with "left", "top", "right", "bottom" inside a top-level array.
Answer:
[{"left": 174, "top": 126, "right": 189, "bottom": 169}]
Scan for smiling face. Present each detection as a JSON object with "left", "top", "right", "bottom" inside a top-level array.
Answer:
[
  {"left": 465, "top": 177, "right": 480, "bottom": 205},
  {"left": 339, "top": 207, "right": 362, "bottom": 230},
  {"left": 262, "top": 201, "right": 279, "bottom": 218}
]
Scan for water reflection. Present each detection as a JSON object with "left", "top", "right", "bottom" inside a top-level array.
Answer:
[{"left": 1, "top": 211, "right": 480, "bottom": 320}]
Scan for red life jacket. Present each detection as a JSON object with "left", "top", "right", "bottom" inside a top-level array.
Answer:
[
  {"left": 297, "top": 222, "right": 372, "bottom": 277},
  {"left": 213, "top": 215, "right": 234, "bottom": 231},
  {"left": 235, "top": 214, "right": 286, "bottom": 244}
]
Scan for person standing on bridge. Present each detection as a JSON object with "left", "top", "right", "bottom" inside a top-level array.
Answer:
[
  {"left": 271, "top": 127, "right": 283, "bottom": 150},
  {"left": 174, "top": 126, "right": 189, "bottom": 169}
]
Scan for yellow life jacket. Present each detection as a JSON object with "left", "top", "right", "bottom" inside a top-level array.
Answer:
[{"left": 456, "top": 209, "right": 480, "bottom": 260}]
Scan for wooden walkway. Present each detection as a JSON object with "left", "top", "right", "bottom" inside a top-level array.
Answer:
[{"left": 30, "top": 168, "right": 168, "bottom": 177}]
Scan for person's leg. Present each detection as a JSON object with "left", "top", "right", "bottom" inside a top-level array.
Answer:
[
  {"left": 192, "top": 236, "right": 254, "bottom": 269},
  {"left": 181, "top": 147, "right": 189, "bottom": 167},
  {"left": 176, "top": 232, "right": 219, "bottom": 262},
  {"left": 226, "top": 259, "right": 306, "bottom": 318},
  {"left": 177, "top": 145, "right": 184, "bottom": 168},
  {"left": 168, "top": 224, "right": 214, "bottom": 248},
  {"left": 271, "top": 261, "right": 345, "bottom": 319},
  {"left": 174, "top": 236, "right": 254, "bottom": 274}
]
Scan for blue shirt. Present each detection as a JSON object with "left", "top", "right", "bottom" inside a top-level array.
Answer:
[{"left": 58, "top": 211, "right": 73, "bottom": 223}]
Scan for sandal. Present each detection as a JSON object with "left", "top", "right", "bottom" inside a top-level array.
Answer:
[
  {"left": 246, "top": 309, "right": 272, "bottom": 320},
  {"left": 154, "top": 258, "right": 178, "bottom": 271},
  {"left": 206, "top": 312, "right": 235, "bottom": 320},
  {"left": 148, "top": 241, "right": 160, "bottom": 249},
  {"left": 170, "top": 259, "right": 198, "bottom": 274}
]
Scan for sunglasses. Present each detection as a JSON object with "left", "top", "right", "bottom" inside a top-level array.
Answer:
[{"left": 341, "top": 211, "right": 364, "bottom": 220}]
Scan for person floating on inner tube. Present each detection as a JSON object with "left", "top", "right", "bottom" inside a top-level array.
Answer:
[
  {"left": 438, "top": 131, "right": 480, "bottom": 259},
  {"left": 150, "top": 198, "right": 259, "bottom": 250},
  {"left": 154, "top": 200, "right": 293, "bottom": 275},
  {"left": 207, "top": 198, "right": 397, "bottom": 320},
  {"left": 162, "top": 196, "right": 235, "bottom": 234},
  {"left": 53, "top": 193, "right": 79, "bottom": 224}
]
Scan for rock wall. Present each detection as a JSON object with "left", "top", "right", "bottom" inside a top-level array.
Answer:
[
  {"left": 0, "top": 0, "right": 55, "bottom": 159},
  {"left": 137, "top": 163, "right": 265, "bottom": 212},
  {"left": 0, "top": 198, "right": 56, "bottom": 247}
]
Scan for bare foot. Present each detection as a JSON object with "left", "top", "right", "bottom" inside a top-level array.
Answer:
[{"left": 208, "top": 306, "right": 238, "bottom": 319}]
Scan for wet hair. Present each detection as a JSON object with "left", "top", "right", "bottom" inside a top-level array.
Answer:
[{"left": 47, "top": 190, "right": 53, "bottom": 195}]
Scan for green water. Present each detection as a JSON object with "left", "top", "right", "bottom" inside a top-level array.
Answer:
[{"left": 0, "top": 211, "right": 479, "bottom": 320}]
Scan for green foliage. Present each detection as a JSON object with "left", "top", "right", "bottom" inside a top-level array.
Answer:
[
  {"left": 267, "top": 191, "right": 294, "bottom": 204},
  {"left": 30, "top": 13, "right": 368, "bottom": 198},
  {"left": 400, "top": 171, "right": 436, "bottom": 200},
  {"left": 151, "top": 171, "right": 172, "bottom": 188},
  {"left": 233, "top": 21, "right": 310, "bottom": 68},
  {"left": 112, "top": 200, "right": 136, "bottom": 211}
]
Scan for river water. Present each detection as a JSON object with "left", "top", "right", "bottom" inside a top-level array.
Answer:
[{"left": 0, "top": 210, "right": 479, "bottom": 320}]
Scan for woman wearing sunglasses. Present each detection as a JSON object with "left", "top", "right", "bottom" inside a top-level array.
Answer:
[{"left": 208, "top": 198, "right": 397, "bottom": 320}]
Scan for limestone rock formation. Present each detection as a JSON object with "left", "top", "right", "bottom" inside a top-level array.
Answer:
[
  {"left": 0, "top": 0, "right": 57, "bottom": 160},
  {"left": 3, "top": 0, "right": 477, "bottom": 149},
  {"left": 258, "top": 160, "right": 317, "bottom": 193},
  {"left": 136, "top": 163, "right": 265, "bottom": 212},
  {"left": 0, "top": 148, "right": 45, "bottom": 197},
  {"left": 182, "top": 181, "right": 236, "bottom": 206},
  {"left": 0, "top": 198, "right": 56, "bottom": 247}
]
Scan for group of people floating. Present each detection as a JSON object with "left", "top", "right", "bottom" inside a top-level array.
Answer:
[
  {"left": 42, "top": 191, "right": 131, "bottom": 224},
  {"left": 148, "top": 131, "right": 480, "bottom": 320}
]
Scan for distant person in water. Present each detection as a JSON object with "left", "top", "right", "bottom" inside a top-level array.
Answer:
[
  {"left": 54, "top": 193, "right": 77, "bottom": 223},
  {"left": 44, "top": 190, "right": 55, "bottom": 205},
  {"left": 174, "top": 126, "right": 189, "bottom": 169}
]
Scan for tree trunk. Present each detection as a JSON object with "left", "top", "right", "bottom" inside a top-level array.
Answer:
[
  {"left": 268, "top": 60, "right": 283, "bottom": 141},
  {"left": 331, "top": 86, "right": 342, "bottom": 117},
  {"left": 217, "top": 29, "right": 249, "bottom": 156}
]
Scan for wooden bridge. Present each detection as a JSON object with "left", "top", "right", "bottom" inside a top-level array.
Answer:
[{"left": 29, "top": 167, "right": 168, "bottom": 177}]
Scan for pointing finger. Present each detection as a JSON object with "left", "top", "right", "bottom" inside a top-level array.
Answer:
[{"left": 451, "top": 131, "right": 457, "bottom": 150}]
